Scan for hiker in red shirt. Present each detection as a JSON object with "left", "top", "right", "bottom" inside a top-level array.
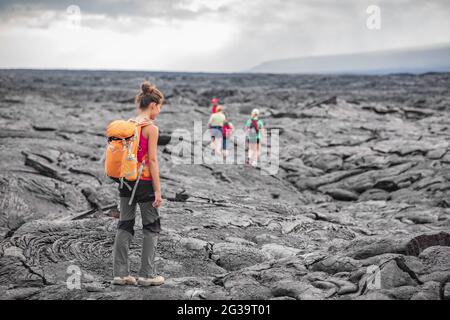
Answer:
[
  {"left": 222, "top": 113, "right": 234, "bottom": 158},
  {"left": 211, "top": 97, "right": 219, "bottom": 113}
]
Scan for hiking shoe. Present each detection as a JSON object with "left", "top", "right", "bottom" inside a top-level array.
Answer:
[
  {"left": 137, "top": 276, "right": 165, "bottom": 286},
  {"left": 111, "top": 276, "right": 137, "bottom": 286}
]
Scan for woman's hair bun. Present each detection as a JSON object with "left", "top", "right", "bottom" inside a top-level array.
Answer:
[
  {"left": 141, "top": 81, "right": 155, "bottom": 95},
  {"left": 136, "top": 80, "right": 164, "bottom": 109}
]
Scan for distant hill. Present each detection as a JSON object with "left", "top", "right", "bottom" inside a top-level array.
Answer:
[{"left": 249, "top": 43, "right": 450, "bottom": 75}]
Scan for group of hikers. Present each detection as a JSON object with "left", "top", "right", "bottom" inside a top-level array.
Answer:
[
  {"left": 207, "top": 97, "right": 265, "bottom": 167},
  {"left": 105, "top": 81, "right": 265, "bottom": 287}
]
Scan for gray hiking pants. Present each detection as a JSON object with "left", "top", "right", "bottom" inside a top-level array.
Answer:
[{"left": 113, "top": 197, "right": 161, "bottom": 278}]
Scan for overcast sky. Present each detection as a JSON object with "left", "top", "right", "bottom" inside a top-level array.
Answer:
[{"left": 0, "top": 0, "right": 449, "bottom": 72}]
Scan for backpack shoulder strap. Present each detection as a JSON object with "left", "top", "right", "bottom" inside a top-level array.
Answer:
[
  {"left": 128, "top": 118, "right": 153, "bottom": 127},
  {"left": 251, "top": 119, "right": 259, "bottom": 131},
  {"left": 138, "top": 120, "right": 153, "bottom": 128},
  {"left": 137, "top": 120, "right": 154, "bottom": 144}
]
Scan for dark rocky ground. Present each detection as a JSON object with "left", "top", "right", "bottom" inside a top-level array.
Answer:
[{"left": 0, "top": 70, "right": 449, "bottom": 300}]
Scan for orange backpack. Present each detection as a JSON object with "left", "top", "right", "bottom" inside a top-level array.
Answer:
[{"left": 104, "top": 118, "right": 152, "bottom": 205}]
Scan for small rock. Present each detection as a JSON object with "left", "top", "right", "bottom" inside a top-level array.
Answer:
[
  {"left": 309, "top": 256, "right": 362, "bottom": 274},
  {"left": 82, "top": 273, "right": 96, "bottom": 283},
  {"left": 5, "top": 287, "right": 41, "bottom": 300},
  {"left": 212, "top": 243, "right": 271, "bottom": 271},
  {"left": 419, "top": 271, "right": 450, "bottom": 284},
  {"left": 379, "top": 260, "right": 417, "bottom": 289},
  {"left": 3, "top": 246, "right": 26, "bottom": 261},
  {"left": 443, "top": 283, "right": 450, "bottom": 300},
  {"left": 180, "top": 237, "right": 208, "bottom": 251},
  {"left": 359, "top": 189, "right": 390, "bottom": 201},
  {"left": 323, "top": 188, "right": 359, "bottom": 201},
  {"left": 84, "top": 282, "right": 106, "bottom": 293},
  {"left": 426, "top": 148, "right": 447, "bottom": 159},
  {"left": 345, "top": 237, "right": 404, "bottom": 260},
  {"left": 396, "top": 210, "right": 438, "bottom": 224},
  {"left": 268, "top": 296, "right": 297, "bottom": 300},
  {"left": 356, "top": 292, "right": 393, "bottom": 300},
  {"left": 311, "top": 281, "right": 337, "bottom": 291},
  {"left": 0, "top": 227, "right": 8, "bottom": 239},
  {"left": 24, "top": 152, "right": 69, "bottom": 182},
  {"left": 271, "top": 280, "right": 334, "bottom": 300},
  {"left": 410, "top": 281, "right": 440, "bottom": 300},
  {"left": 253, "top": 233, "right": 279, "bottom": 244},
  {"left": 185, "top": 289, "right": 207, "bottom": 300},
  {"left": 223, "top": 274, "right": 272, "bottom": 300},
  {"left": 404, "top": 232, "right": 450, "bottom": 256},
  {"left": 32, "top": 124, "right": 58, "bottom": 131},
  {"left": 261, "top": 243, "right": 300, "bottom": 259},
  {"left": 379, "top": 286, "right": 418, "bottom": 300},
  {"left": 224, "top": 237, "right": 255, "bottom": 246},
  {"left": 418, "top": 246, "right": 450, "bottom": 273},
  {"left": 327, "top": 279, "right": 358, "bottom": 295},
  {"left": 303, "top": 154, "right": 343, "bottom": 172}
]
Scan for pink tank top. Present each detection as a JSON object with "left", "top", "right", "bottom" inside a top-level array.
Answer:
[{"left": 138, "top": 130, "right": 152, "bottom": 180}]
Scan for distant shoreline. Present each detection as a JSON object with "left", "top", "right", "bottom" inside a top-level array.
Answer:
[{"left": 1, "top": 68, "right": 449, "bottom": 77}]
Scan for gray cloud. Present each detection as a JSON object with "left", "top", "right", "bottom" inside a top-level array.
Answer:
[
  {"left": 0, "top": 0, "right": 219, "bottom": 20},
  {"left": 0, "top": 0, "right": 449, "bottom": 71}
]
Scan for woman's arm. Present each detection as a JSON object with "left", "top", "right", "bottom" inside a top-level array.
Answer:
[
  {"left": 244, "top": 120, "right": 249, "bottom": 134},
  {"left": 147, "top": 125, "right": 162, "bottom": 208},
  {"left": 207, "top": 114, "right": 213, "bottom": 128},
  {"left": 260, "top": 122, "right": 266, "bottom": 143}
]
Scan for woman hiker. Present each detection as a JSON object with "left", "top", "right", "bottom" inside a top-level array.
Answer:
[
  {"left": 112, "top": 81, "right": 165, "bottom": 286},
  {"left": 245, "top": 108, "right": 265, "bottom": 167},
  {"left": 211, "top": 97, "right": 219, "bottom": 114},
  {"left": 221, "top": 113, "right": 234, "bottom": 158},
  {"left": 207, "top": 105, "right": 226, "bottom": 155}
]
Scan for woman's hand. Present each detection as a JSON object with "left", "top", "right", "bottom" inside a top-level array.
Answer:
[{"left": 153, "top": 190, "right": 163, "bottom": 208}]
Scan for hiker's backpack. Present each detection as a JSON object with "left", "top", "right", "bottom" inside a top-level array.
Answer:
[
  {"left": 248, "top": 119, "right": 259, "bottom": 138},
  {"left": 104, "top": 119, "right": 152, "bottom": 205},
  {"left": 222, "top": 122, "right": 232, "bottom": 138}
]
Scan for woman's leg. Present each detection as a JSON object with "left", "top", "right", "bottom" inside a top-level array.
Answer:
[
  {"left": 222, "top": 138, "right": 228, "bottom": 158},
  {"left": 113, "top": 197, "right": 137, "bottom": 277},
  {"left": 210, "top": 127, "right": 217, "bottom": 149},
  {"left": 222, "top": 137, "right": 226, "bottom": 151},
  {"left": 256, "top": 141, "right": 261, "bottom": 162},
  {"left": 250, "top": 143, "right": 257, "bottom": 165},
  {"left": 216, "top": 137, "right": 223, "bottom": 155},
  {"left": 138, "top": 201, "right": 161, "bottom": 279}
]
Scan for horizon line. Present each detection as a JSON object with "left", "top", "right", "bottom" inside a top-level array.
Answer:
[
  {"left": 1, "top": 67, "right": 450, "bottom": 77},
  {"left": 254, "top": 41, "right": 450, "bottom": 67}
]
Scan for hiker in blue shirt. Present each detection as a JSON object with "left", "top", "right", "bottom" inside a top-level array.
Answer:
[{"left": 244, "top": 109, "right": 265, "bottom": 167}]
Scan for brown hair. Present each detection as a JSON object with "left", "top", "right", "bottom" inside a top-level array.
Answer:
[{"left": 135, "top": 81, "right": 164, "bottom": 110}]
